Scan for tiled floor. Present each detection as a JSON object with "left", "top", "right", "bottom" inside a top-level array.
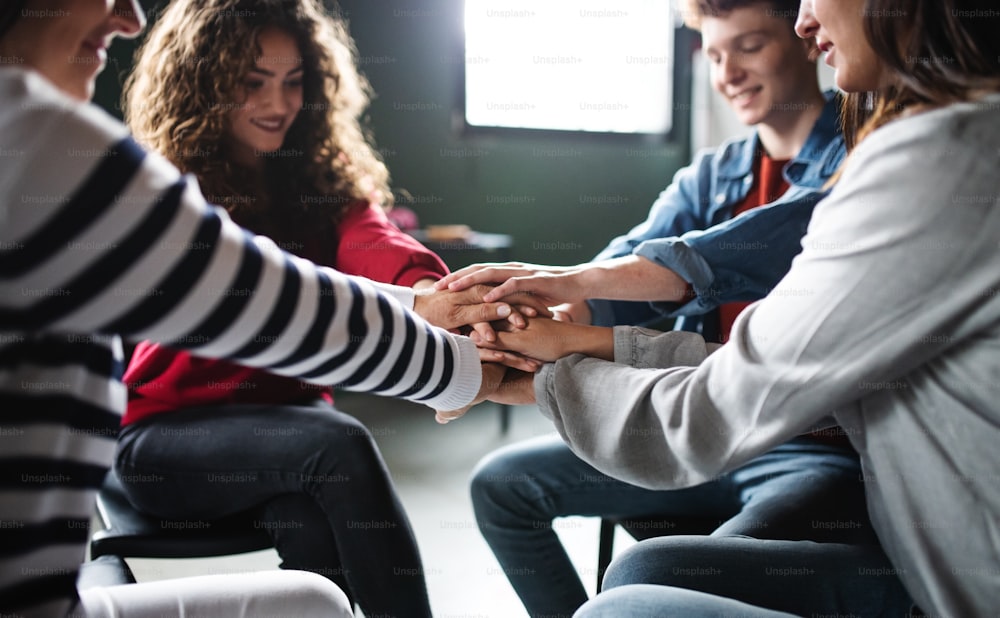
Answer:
[{"left": 121, "top": 393, "right": 636, "bottom": 617}]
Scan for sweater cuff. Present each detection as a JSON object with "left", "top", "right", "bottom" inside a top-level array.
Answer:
[
  {"left": 421, "top": 334, "right": 482, "bottom": 411},
  {"left": 535, "top": 364, "right": 555, "bottom": 421},
  {"left": 369, "top": 280, "right": 415, "bottom": 309}
]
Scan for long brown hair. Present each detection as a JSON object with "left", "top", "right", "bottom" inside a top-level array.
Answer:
[
  {"left": 843, "top": 0, "right": 1000, "bottom": 150},
  {"left": 124, "top": 0, "right": 390, "bottom": 237}
]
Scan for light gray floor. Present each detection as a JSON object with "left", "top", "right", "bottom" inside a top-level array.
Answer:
[{"left": 120, "top": 393, "right": 636, "bottom": 617}]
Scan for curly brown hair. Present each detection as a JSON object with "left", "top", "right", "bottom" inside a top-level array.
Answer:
[{"left": 124, "top": 0, "right": 390, "bottom": 235}]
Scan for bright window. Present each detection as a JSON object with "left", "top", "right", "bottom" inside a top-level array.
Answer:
[{"left": 464, "top": 1, "right": 674, "bottom": 134}]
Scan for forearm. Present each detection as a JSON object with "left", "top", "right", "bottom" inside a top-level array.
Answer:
[
  {"left": 533, "top": 325, "right": 808, "bottom": 490},
  {"left": 578, "top": 255, "right": 689, "bottom": 302},
  {"left": 0, "top": 109, "right": 480, "bottom": 410}
]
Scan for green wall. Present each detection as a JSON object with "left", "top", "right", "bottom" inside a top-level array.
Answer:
[{"left": 95, "top": 0, "right": 696, "bottom": 268}]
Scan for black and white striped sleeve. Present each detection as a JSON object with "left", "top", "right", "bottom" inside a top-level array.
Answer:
[{"left": 0, "top": 80, "right": 480, "bottom": 412}]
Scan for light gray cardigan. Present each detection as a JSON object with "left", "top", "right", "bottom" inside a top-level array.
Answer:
[{"left": 536, "top": 95, "right": 1000, "bottom": 617}]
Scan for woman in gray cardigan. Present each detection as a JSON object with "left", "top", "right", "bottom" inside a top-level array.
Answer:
[{"left": 455, "top": 0, "right": 1000, "bottom": 615}]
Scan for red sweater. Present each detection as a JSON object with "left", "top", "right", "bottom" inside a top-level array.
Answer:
[{"left": 123, "top": 202, "right": 448, "bottom": 426}]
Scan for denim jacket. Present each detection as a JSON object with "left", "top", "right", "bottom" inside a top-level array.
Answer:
[{"left": 588, "top": 91, "right": 845, "bottom": 338}]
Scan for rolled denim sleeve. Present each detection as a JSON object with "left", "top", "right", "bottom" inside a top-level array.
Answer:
[
  {"left": 588, "top": 154, "right": 715, "bottom": 327},
  {"left": 635, "top": 190, "right": 826, "bottom": 317}
]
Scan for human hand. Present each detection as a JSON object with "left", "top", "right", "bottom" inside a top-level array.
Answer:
[
  {"left": 487, "top": 369, "right": 536, "bottom": 406},
  {"left": 550, "top": 302, "right": 592, "bottom": 325},
  {"left": 471, "top": 316, "right": 614, "bottom": 363},
  {"left": 412, "top": 284, "right": 551, "bottom": 339},
  {"left": 435, "top": 362, "right": 506, "bottom": 424},
  {"left": 434, "top": 262, "right": 589, "bottom": 307},
  {"left": 435, "top": 262, "right": 572, "bottom": 291},
  {"left": 435, "top": 365, "right": 537, "bottom": 424},
  {"left": 478, "top": 346, "right": 543, "bottom": 374}
]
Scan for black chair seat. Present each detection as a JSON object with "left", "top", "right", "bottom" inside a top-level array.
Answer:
[{"left": 90, "top": 469, "right": 273, "bottom": 560}]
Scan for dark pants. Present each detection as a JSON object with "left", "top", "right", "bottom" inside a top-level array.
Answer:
[
  {"left": 471, "top": 433, "right": 876, "bottom": 618},
  {"left": 579, "top": 536, "right": 916, "bottom": 617},
  {"left": 115, "top": 400, "right": 430, "bottom": 618}
]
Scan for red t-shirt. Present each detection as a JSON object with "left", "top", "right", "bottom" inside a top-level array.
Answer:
[
  {"left": 717, "top": 152, "right": 790, "bottom": 342},
  {"left": 122, "top": 202, "right": 448, "bottom": 426}
]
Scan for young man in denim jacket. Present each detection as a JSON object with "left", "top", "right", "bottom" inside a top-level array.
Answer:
[{"left": 437, "top": 2, "right": 866, "bottom": 617}]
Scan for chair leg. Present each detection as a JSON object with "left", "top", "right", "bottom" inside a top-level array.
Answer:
[
  {"left": 596, "top": 518, "right": 617, "bottom": 592},
  {"left": 498, "top": 403, "right": 511, "bottom": 434}
]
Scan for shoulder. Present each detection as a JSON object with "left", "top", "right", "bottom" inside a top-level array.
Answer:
[
  {"left": 671, "top": 143, "right": 729, "bottom": 185},
  {"left": 0, "top": 69, "right": 128, "bottom": 150},
  {"left": 850, "top": 97, "right": 1000, "bottom": 178},
  {"left": 814, "top": 98, "right": 1000, "bottom": 238}
]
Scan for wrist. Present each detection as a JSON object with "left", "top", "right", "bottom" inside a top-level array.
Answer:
[
  {"left": 574, "top": 264, "right": 604, "bottom": 299},
  {"left": 571, "top": 324, "right": 615, "bottom": 361},
  {"left": 411, "top": 287, "right": 432, "bottom": 318}
]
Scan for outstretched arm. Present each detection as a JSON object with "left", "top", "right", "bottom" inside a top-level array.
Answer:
[
  {"left": 434, "top": 257, "right": 689, "bottom": 308},
  {"left": 0, "top": 92, "right": 491, "bottom": 411}
]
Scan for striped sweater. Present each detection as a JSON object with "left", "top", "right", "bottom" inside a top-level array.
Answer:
[{"left": 0, "top": 68, "right": 479, "bottom": 616}]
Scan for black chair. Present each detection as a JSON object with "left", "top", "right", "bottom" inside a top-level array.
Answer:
[
  {"left": 90, "top": 469, "right": 273, "bottom": 562},
  {"left": 77, "top": 555, "right": 136, "bottom": 589},
  {"left": 595, "top": 516, "right": 721, "bottom": 590}
]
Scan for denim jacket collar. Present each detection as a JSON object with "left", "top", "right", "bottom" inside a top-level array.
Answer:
[{"left": 715, "top": 90, "right": 843, "bottom": 188}]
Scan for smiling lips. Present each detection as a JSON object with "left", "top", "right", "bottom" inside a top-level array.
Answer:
[
  {"left": 250, "top": 117, "right": 286, "bottom": 132},
  {"left": 730, "top": 85, "right": 763, "bottom": 105},
  {"left": 816, "top": 39, "right": 835, "bottom": 66},
  {"left": 81, "top": 38, "right": 108, "bottom": 65}
]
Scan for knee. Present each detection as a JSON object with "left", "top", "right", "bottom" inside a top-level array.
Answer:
[
  {"left": 602, "top": 539, "right": 667, "bottom": 590},
  {"left": 602, "top": 536, "right": 712, "bottom": 591},
  {"left": 469, "top": 447, "right": 539, "bottom": 521},
  {"left": 305, "top": 414, "right": 386, "bottom": 476},
  {"left": 575, "top": 586, "right": 654, "bottom": 618},
  {"left": 276, "top": 571, "right": 354, "bottom": 618}
]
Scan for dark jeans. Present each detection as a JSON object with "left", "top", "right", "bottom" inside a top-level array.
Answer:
[
  {"left": 115, "top": 400, "right": 430, "bottom": 618},
  {"left": 470, "top": 433, "right": 874, "bottom": 618},
  {"left": 578, "top": 536, "right": 916, "bottom": 617}
]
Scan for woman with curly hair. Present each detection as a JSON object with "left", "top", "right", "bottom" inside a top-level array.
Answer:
[{"left": 115, "top": 1, "right": 450, "bottom": 615}]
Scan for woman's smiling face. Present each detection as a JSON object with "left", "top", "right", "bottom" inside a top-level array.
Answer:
[
  {"left": 795, "top": 0, "right": 885, "bottom": 93},
  {"left": 2, "top": 0, "right": 145, "bottom": 100}
]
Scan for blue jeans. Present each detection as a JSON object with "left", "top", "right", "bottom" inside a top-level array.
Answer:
[
  {"left": 115, "top": 400, "right": 430, "bottom": 618},
  {"left": 577, "top": 536, "right": 916, "bottom": 617},
  {"left": 470, "top": 433, "right": 872, "bottom": 618}
]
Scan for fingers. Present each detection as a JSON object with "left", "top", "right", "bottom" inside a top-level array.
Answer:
[
  {"left": 435, "top": 263, "right": 526, "bottom": 291},
  {"left": 461, "top": 301, "right": 519, "bottom": 327},
  {"left": 433, "top": 264, "right": 493, "bottom": 290},
  {"left": 478, "top": 347, "right": 505, "bottom": 362},
  {"left": 435, "top": 409, "right": 468, "bottom": 424},
  {"left": 471, "top": 320, "right": 499, "bottom": 343},
  {"left": 490, "top": 350, "right": 543, "bottom": 373},
  {"left": 480, "top": 278, "right": 526, "bottom": 303},
  {"left": 516, "top": 305, "right": 539, "bottom": 318},
  {"left": 505, "top": 295, "right": 553, "bottom": 318}
]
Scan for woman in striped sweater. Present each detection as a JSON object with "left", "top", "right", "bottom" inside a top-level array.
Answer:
[
  {"left": 113, "top": 1, "right": 525, "bottom": 615},
  {"left": 0, "top": 0, "right": 521, "bottom": 615}
]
